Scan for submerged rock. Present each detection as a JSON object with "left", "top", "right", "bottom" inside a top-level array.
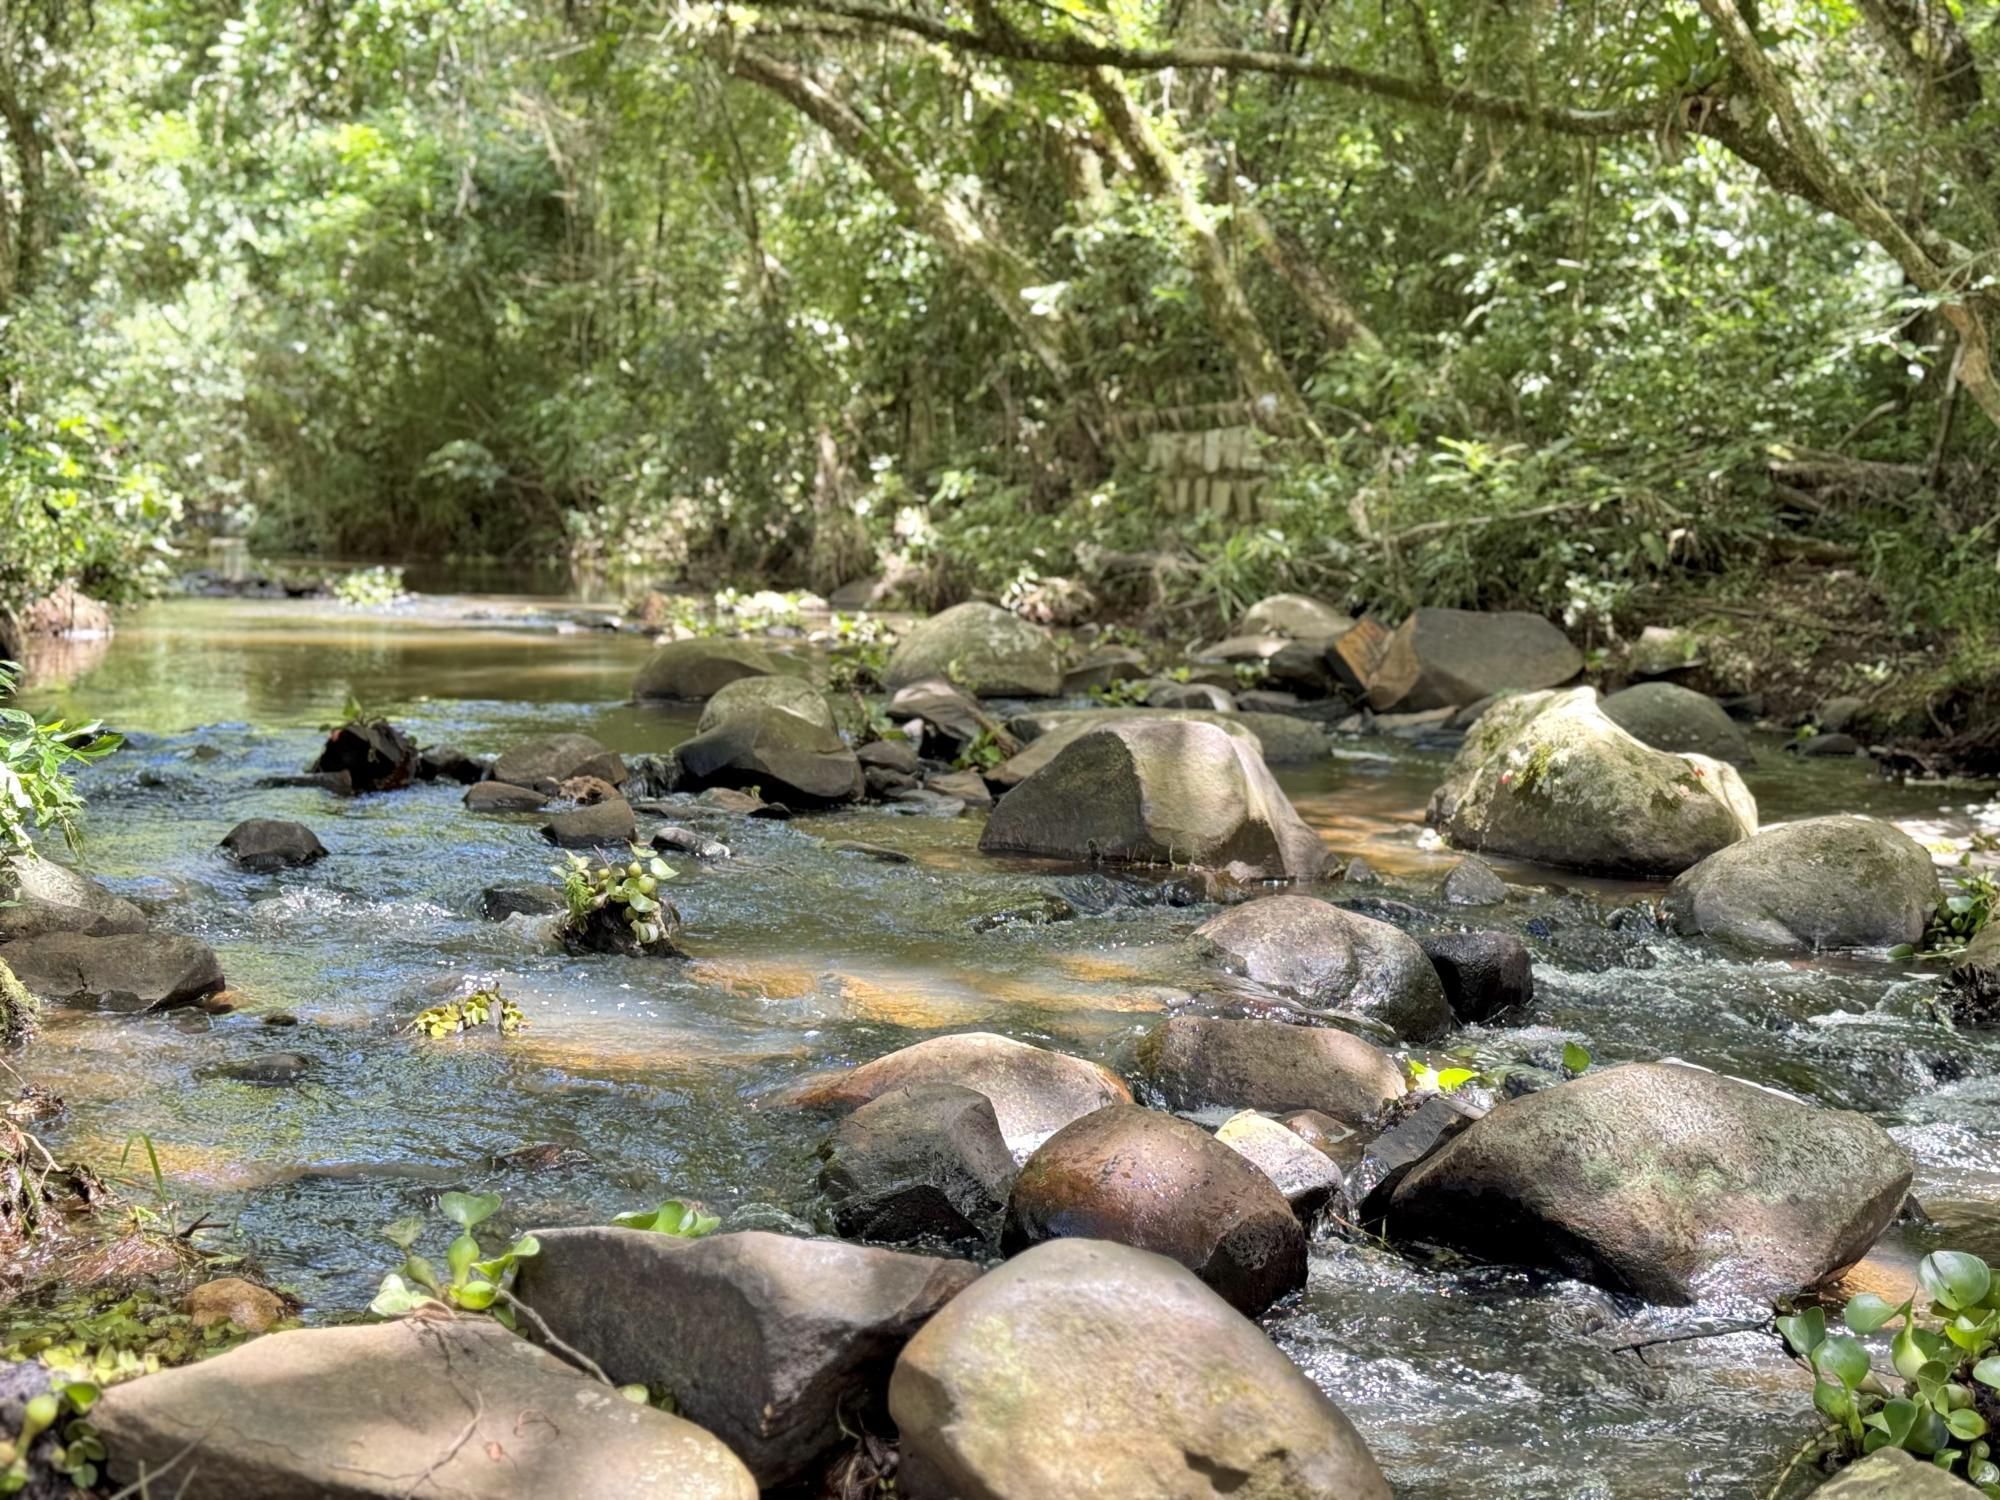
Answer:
[
  {"left": 890, "top": 1238, "right": 1392, "bottom": 1500},
  {"left": 492, "top": 732, "right": 627, "bottom": 790},
  {"left": 514, "top": 1228, "right": 977, "bottom": 1488},
  {"left": 999, "top": 707, "right": 1331, "bottom": 778},
  {"left": 672, "top": 707, "right": 863, "bottom": 806},
  {"left": 416, "top": 743, "right": 485, "bottom": 783},
  {"left": 1192, "top": 894, "right": 1451, "bottom": 1040},
  {"left": 183, "top": 1276, "right": 286, "bottom": 1332},
  {"left": 1136, "top": 1015, "right": 1406, "bottom": 1124},
  {"left": 208, "top": 1051, "right": 311, "bottom": 1086},
  {"left": 633, "top": 638, "right": 809, "bottom": 701},
  {"left": 1429, "top": 687, "right": 1757, "bottom": 877},
  {"left": 0, "top": 855, "right": 146, "bottom": 941},
  {"left": 1003, "top": 1103, "right": 1307, "bottom": 1316},
  {"left": 5, "top": 932, "right": 224, "bottom": 1012},
  {"left": 1600, "top": 682, "right": 1753, "bottom": 766},
  {"left": 696, "top": 674, "right": 837, "bottom": 735},
  {"left": 778, "top": 1032, "right": 1131, "bottom": 1159},
  {"left": 1346, "top": 1092, "right": 1484, "bottom": 1221},
  {"left": 1664, "top": 815, "right": 1937, "bottom": 952},
  {"left": 480, "top": 885, "right": 562, "bottom": 921},
  {"left": 980, "top": 719, "right": 1325, "bottom": 881},
  {"left": 309, "top": 717, "right": 417, "bottom": 792},
  {"left": 883, "top": 602, "right": 1062, "bottom": 698},
  {"left": 94, "top": 1316, "right": 756, "bottom": 1499},
  {"left": 219, "top": 818, "right": 327, "bottom": 872},
  {"left": 1388, "top": 1061, "right": 1912, "bottom": 1303},
  {"left": 819, "top": 1083, "right": 1016, "bottom": 1247},
  {"left": 1367, "top": 607, "right": 1583, "bottom": 712}
]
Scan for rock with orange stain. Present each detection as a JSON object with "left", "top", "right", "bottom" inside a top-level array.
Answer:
[{"left": 185, "top": 1276, "right": 286, "bottom": 1332}]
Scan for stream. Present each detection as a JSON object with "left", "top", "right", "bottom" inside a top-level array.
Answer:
[{"left": 16, "top": 593, "right": 2000, "bottom": 1499}]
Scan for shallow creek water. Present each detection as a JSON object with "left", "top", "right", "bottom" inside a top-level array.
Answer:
[{"left": 17, "top": 595, "right": 2000, "bottom": 1499}]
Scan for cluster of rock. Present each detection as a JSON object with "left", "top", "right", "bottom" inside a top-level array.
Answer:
[{"left": 0, "top": 853, "right": 224, "bottom": 1013}]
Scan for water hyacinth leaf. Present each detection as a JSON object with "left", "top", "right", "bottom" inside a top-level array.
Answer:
[
  {"left": 384, "top": 1215, "right": 424, "bottom": 1249},
  {"left": 1920, "top": 1251, "right": 1992, "bottom": 1312},
  {"left": 454, "top": 1279, "right": 498, "bottom": 1310},
  {"left": 1779, "top": 1308, "right": 1828, "bottom": 1357},
  {"left": 1435, "top": 1067, "right": 1478, "bottom": 1091},
  {"left": 1909, "top": 1404, "right": 1950, "bottom": 1456},
  {"left": 1974, "top": 1357, "right": 2000, "bottom": 1389},
  {"left": 1561, "top": 1041, "right": 1592, "bottom": 1074},
  {"left": 447, "top": 1232, "right": 478, "bottom": 1284},
  {"left": 1815, "top": 1335, "right": 1872, "bottom": 1390},
  {"left": 58, "top": 1383, "right": 97, "bottom": 1415},
  {"left": 369, "top": 1273, "right": 431, "bottom": 1318},
  {"left": 1845, "top": 1293, "right": 1902, "bottom": 1334},
  {"left": 440, "top": 1191, "right": 500, "bottom": 1230},
  {"left": 1894, "top": 1323, "right": 1947, "bottom": 1381},
  {"left": 1814, "top": 1378, "right": 1854, "bottom": 1423}
]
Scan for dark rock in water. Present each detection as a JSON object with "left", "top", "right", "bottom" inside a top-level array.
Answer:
[
  {"left": 219, "top": 818, "right": 327, "bottom": 872},
  {"left": 1387, "top": 1061, "right": 1913, "bottom": 1304},
  {"left": 882, "top": 787, "right": 962, "bottom": 817},
  {"left": 1338, "top": 856, "right": 1379, "bottom": 887},
  {"left": 1600, "top": 682, "right": 1753, "bottom": 766},
  {"left": 828, "top": 840, "right": 912, "bottom": 864},
  {"left": 257, "top": 770, "right": 354, "bottom": 794},
  {"left": 209, "top": 1051, "right": 311, "bottom": 1086},
  {"left": 652, "top": 826, "right": 730, "bottom": 859},
  {"left": 884, "top": 602, "right": 1063, "bottom": 698},
  {"left": 888, "top": 678, "right": 1008, "bottom": 758},
  {"left": 1002, "top": 1103, "right": 1307, "bottom": 1317},
  {"left": 1419, "top": 931, "right": 1534, "bottom": 1021},
  {"left": 622, "top": 752, "right": 680, "bottom": 798},
  {"left": 697, "top": 787, "right": 792, "bottom": 819},
  {"left": 856, "top": 738, "right": 921, "bottom": 776},
  {"left": 970, "top": 896, "right": 1075, "bottom": 931},
  {"left": 310, "top": 717, "right": 417, "bottom": 792},
  {"left": 1787, "top": 732, "right": 1864, "bottom": 757},
  {"left": 492, "top": 732, "right": 627, "bottom": 791},
  {"left": 263, "top": 1012, "right": 298, "bottom": 1027},
  {"left": 491, "top": 1141, "right": 591, "bottom": 1172},
  {"left": 93, "top": 1316, "right": 756, "bottom": 1500},
  {"left": 1192, "top": 895, "right": 1451, "bottom": 1041},
  {"left": 1148, "top": 680, "right": 1235, "bottom": 712},
  {"left": 1236, "top": 688, "right": 1303, "bottom": 714},
  {"left": 1946, "top": 924, "right": 2000, "bottom": 1025},
  {"left": 416, "top": 744, "right": 485, "bottom": 783},
  {"left": 0, "top": 854, "right": 147, "bottom": 941},
  {"left": 819, "top": 1083, "right": 1016, "bottom": 1247},
  {"left": 1816, "top": 696, "right": 1866, "bottom": 735},
  {"left": 776, "top": 1032, "right": 1132, "bottom": 1160},
  {"left": 1664, "top": 815, "right": 1936, "bottom": 953},
  {"left": 540, "top": 797, "right": 637, "bottom": 848},
  {"left": 980, "top": 719, "right": 1325, "bottom": 881},
  {"left": 1214, "top": 1109, "right": 1342, "bottom": 1217},
  {"left": 480, "top": 885, "right": 562, "bottom": 921},
  {"left": 559, "top": 895, "right": 684, "bottom": 958},
  {"left": 464, "top": 780, "right": 547, "bottom": 812},
  {"left": 864, "top": 765, "right": 919, "bottom": 798},
  {"left": 633, "top": 638, "right": 810, "bottom": 701},
  {"left": 514, "top": 1227, "right": 978, "bottom": 1488},
  {"left": 923, "top": 769, "right": 992, "bottom": 809},
  {"left": 1347, "top": 1093, "right": 1483, "bottom": 1222},
  {"left": 1136, "top": 1015, "right": 1405, "bottom": 1125},
  {"left": 1524, "top": 907, "right": 1658, "bottom": 972},
  {"left": 673, "top": 707, "right": 864, "bottom": 806},
  {"left": 6, "top": 932, "right": 224, "bottom": 1013},
  {"left": 1441, "top": 855, "right": 1506, "bottom": 906},
  {"left": 891, "top": 1238, "right": 1391, "bottom": 1500}
]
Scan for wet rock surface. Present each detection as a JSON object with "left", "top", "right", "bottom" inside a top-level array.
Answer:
[{"left": 219, "top": 817, "right": 327, "bottom": 871}]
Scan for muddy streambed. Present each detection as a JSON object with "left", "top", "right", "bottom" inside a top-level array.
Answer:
[{"left": 17, "top": 595, "right": 2000, "bottom": 1499}]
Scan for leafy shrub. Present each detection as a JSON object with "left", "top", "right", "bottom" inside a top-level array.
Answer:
[
  {"left": 0, "top": 663, "right": 123, "bottom": 857},
  {"left": 1889, "top": 873, "right": 1998, "bottom": 961}
]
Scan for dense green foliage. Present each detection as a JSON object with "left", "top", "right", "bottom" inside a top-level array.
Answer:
[
  {"left": 6, "top": 0, "right": 2000, "bottom": 719},
  {"left": 0, "top": 662, "right": 123, "bottom": 856}
]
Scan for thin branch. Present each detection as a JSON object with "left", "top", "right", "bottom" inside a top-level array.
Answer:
[
  {"left": 496, "top": 1288, "right": 616, "bottom": 1387},
  {"left": 1609, "top": 1317, "right": 1771, "bottom": 1354}
]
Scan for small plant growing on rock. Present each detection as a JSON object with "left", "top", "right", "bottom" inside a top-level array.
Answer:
[
  {"left": 406, "top": 987, "right": 527, "bottom": 1040},
  {"left": 1778, "top": 1250, "right": 2000, "bottom": 1491},
  {"left": 1889, "top": 872, "right": 1999, "bottom": 961},
  {"left": 0, "top": 1378, "right": 102, "bottom": 1495},
  {"left": 953, "top": 729, "right": 1007, "bottom": 773},
  {"left": 555, "top": 849, "right": 681, "bottom": 955},
  {"left": 371, "top": 1192, "right": 538, "bottom": 1328},
  {"left": 612, "top": 1199, "right": 719, "bottom": 1237}
]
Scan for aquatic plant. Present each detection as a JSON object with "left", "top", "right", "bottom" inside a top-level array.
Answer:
[
  {"left": 555, "top": 849, "right": 681, "bottom": 955},
  {"left": 1406, "top": 1042, "right": 1589, "bottom": 1096},
  {"left": 331, "top": 565, "right": 407, "bottom": 608},
  {"left": 1889, "top": 872, "right": 1999, "bottom": 961},
  {"left": 371, "top": 1192, "right": 538, "bottom": 1328},
  {"left": 612, "top": 1199, "right": 719, "bottom": 1237},
  {"left": 0, "top": 663, "right": 122, "bottom": 857},
  {"left": 406, "top": 988, "right": 528, "bottom": 1040},
  {"left": 953, "top": 728, "right": 1008, "bottom": 773},
  {"left": 0, "top": 1377, "right": 102, "bottom": 1495},
  {"left": 1778, "top": 1250, "right": 2000, "bottom": 1492}
]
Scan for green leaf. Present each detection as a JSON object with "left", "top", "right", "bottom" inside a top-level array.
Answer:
[
  {"left": 447, "top": 1231, "right": 479, "bottom": 1285},
  {"left": 58, "top": 1382, "right": 98, "bottom": 1415},
  {"left": 1920, "top": 1252, "right": 1992, "bottom": 1312},
  {"left": 383, "top": 1215, "right": 425, "bottom": 1250},
  {"left": 1779, "top": 1307, "right": 1828, "bottom": 1357},
  {"left": 1815, "top": 1335, "right": 1872, "bottom": 1389},
  {"left": 440, "top": 1191, "right": 500, "bottom": 1231},
  {"left": 1814, "top": 1377, "right": 1854, "bottom": 1423},
  {"left": 1972, "top": 1357, "right": 2000, "bottom": 1389},
  {"left": 1895, "top": 1322, "right": 1947, "bottom": 1381},
  {"left": 1561, "top": 1041, "right": 1591, "bottom": 1074},
  {"left": 369, "top": 1274, "right": 433, "bottom": 1318},
  {"left": 1845, "top": 1293, "right": 1902, "bottom": 1334}
]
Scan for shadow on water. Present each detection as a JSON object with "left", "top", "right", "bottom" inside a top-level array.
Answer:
[{"left": 16, "top": 595, "right": 2000, "bottom": 1498}]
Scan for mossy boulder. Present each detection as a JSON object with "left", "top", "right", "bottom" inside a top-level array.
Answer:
[
  {"left": 1428, "top": 687, "right": 1757, "bottom": 878},
  {"left": 1387, "top": 1061, "right": 1911, "bottom": 1304},
  {"left": 1663, "top": 815, "right": 1938, "bottom": 952},
  {"left": 491, "top": 732, "right": 627, "bottom": 790},
  {"left": 0, "top": 957, "right": 34, "bottom": 1043},
  {"left": 883, "top": 602, "right": 1062, "bottom": 698},
  {"left": 696, "top": 674, "right": 837, "bottom": 735},
  {"left": 0, "top": 854, "right": 147, "bottom": 941},
  {"left": 994, "top": 708, "right": 1328, "bottom": 787},
  {"left": 673, "top": 705, "right": 863, "bottom": 806},
  {"left": 633, "top": 638, "right": 809, "bottom": 701},
  {"left": 1600, "top": 682, "right": 1752, "bottom": 766},
  {"left": 980, "top": 719, "right": 1325, "bottom": 880}
]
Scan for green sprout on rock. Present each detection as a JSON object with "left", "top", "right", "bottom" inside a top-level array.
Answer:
[
  {"left": 612, "top": 1199, "right": 719, "bottom": 1237},
  {"left": 407, "top": 987, "right": 527, "bottom": 1040},
  {"left": 555, "top": 848, "right": 681, "bottom": 955},
  {"left": 371, "top": 1192, "right": 538, "bottom": 1329}
]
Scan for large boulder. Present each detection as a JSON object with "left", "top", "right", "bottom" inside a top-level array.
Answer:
[
  {"left": 778, "top": 1032, "right": 1131, "bottom": 1159},
  {"left": 819, "top": 1083, "right": 1016, "bottom": 1247},
  {"left": 1600, "top": 682, "right": 1753, "bottom": 766},
  {"left": 0, "top": 855, "right": 146, "bottom": 941},
  {"left": 1192, "top": 894, "right": 1451, "bottom": 1040},
  {"left": 491, "top": 732, "right": 627, "bottom": 791},
  {"left": 1387, "top": 1061, "right": 1912, "bottom": 1303},
  {"left": 1002, "top": 707, "right": 1330, "bottom": 778},
  {"left": 94, "top": 1315, "right": 756, "bottom": 1500},
  {"left": 980, "top": 720, "right": 1325, "bottom": 880},
  {"left": 0, "top": 585, "right": 110, "bottom": 658},
  {"left": 1428, "top": 687, "right": 1757, "bottom": 878},
  {"left": 1191, "top": 636, "right": 1335, "bottom": 697},
  {"left": 1664, "top": 815, "right": 1938, "bottom": 953},
  {"left": 514, "top": 1228, "right": 977, "bottom": 1488},
  {"left": 1001, "top": 1103, "right": 1307, "bottom": 1316},
  {"left": 696, "top": 675, "right": 837, "bottom": 735},
  {"left": 633, "top": 638, "right": 808, "bottom": 701},
  {"left": 883, "top": 602, "right": 1062, "bottom": 698},
  {"left": 672, "top": 707, "right": 863, "bottom": 806},
  {"left": 1367, "top": 607, "right": 1583, "bottom": 712},
  {"left": 1136, "top": 1015, "right": 1406, "bottom": 1124},
  {"left": 890, "top": 1238, "right": 1391, "bottom": 1500},
  {"left": 889, "top": 678, "right": 1010, "bottom": 758},
  {"left": 1241, "top": 593, "right": 1356, "bottom": 644},
  {"left": 219, "top": 818, "right": 327, "bottom": 872},
  {"left": 5, "top": 932, "right": 224, "bottom": 1012}
]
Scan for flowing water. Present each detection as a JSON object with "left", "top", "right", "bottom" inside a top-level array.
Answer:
[{"left": 16, "top": 594, "right": 2000, "bottom": 1499}]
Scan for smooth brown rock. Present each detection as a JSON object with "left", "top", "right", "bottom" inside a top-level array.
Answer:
[{"left": 1137, "top": 1015, "right": 1405, "bottom": 1124}]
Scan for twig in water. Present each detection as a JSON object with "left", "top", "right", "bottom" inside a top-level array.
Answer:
[{"left": 1611, "top": 1317, "right": 1773, "bottom": 1355}]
